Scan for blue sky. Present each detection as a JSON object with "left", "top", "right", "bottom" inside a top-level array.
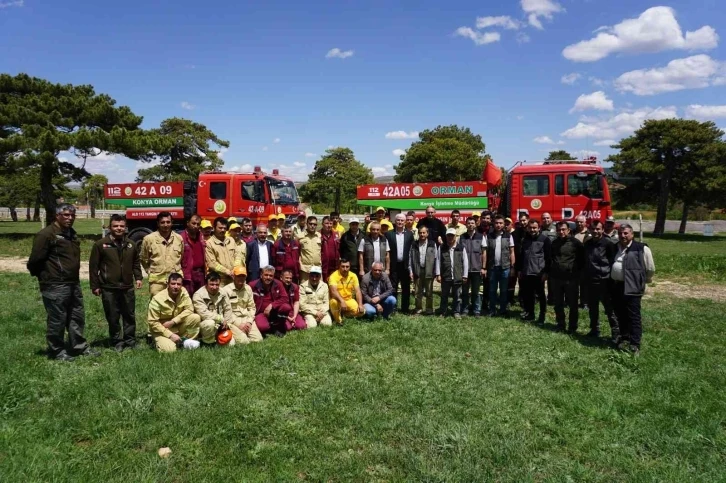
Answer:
[{"left": 2, "top": 0, "right": 725, "bottom": 182}]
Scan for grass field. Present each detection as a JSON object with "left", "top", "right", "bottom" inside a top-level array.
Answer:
[{"left": 0, "top": 272, "right": 724, "bottom": 481}]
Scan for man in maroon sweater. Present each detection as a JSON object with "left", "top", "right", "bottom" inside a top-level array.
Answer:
[
  {"left": 250, "top": 265, "right": 291, "bottom": 336},
  {"left": 280, "top": 269, "right": 306, "bottom": 331},
  {"left": 180, "top": 215, "right": 206, "bottom": 296},
  {"left": 272, "top": 226, "right": 301, "bottom": 282},
  {"left": 320, "top": 216, "right": 340, "bottom": 283}
]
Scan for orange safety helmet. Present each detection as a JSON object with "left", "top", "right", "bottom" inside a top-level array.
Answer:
[{"left": 216, "top": 328, "right": 233, "bottom": 345}]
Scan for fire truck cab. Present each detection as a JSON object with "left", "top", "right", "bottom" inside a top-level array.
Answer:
[{"left": 493, "top": 158, "right": 612, "bottom": 222}]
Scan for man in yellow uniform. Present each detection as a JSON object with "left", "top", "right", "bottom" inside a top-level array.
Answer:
[
  {"left": 328, "top": 258, "right": 364, "bottom": 324},
  {"left": 299, "top": 266, "right": 332, "bottom": 328},
  {"left": 147, "top": 273, "right": 201, "bottom": 352},
  {"left": 205, "top": 216, "right": 244, "bottom": 286},
  {"left": 446, "top": 209, "right": 467, "bottom": 242},
  {"left": 141, "top": 211, "right": 184, "bottom": 296},
  {"left": 298, "top": 215, "right": 321, "bottom": 283},
  {"left": 222, "top": 266, "right": 263, "bottom": 343},
  {"left": 267, "top": 214, "right": 282, "bottom": 242},
  {"left": 292, "top": 211, "right": 307, "bottom": 239},
  {"left": 366, "top": 207, "right": 387, "bottom": 232},
  {"left": 331, "top": 211, "right": 346, "bottom": 237},
  {"left": 193, "top": 271, "right": 239, "bottom": 346},
  {"left": 200, "top": 219, "right": 213, "bottom": 241}
]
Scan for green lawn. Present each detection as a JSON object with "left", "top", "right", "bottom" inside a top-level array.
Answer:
[{"left": 0, "top": 272, "right": 724, "bottom": 481}]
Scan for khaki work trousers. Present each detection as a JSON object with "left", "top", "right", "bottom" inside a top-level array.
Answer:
[
  {"left": 304, "top": 313, "right": 333, "bottom": 328},
  {"left": 154, "top": 313, "right": 201, "bottom": 353}
]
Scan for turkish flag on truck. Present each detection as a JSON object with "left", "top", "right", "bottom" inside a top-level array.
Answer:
[{"left": 484, "top": 159, "right": 502, "bottom": 187}]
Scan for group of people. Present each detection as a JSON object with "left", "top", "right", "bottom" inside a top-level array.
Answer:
[{"left": 27, "top": 203, "right": 654, "bottom": 362}]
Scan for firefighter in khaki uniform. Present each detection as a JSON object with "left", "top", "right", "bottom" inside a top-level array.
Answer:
[
  {"left": 299, "top": 266, "right": 332, "bottom": 328},
  {"left": 298, "top": 216, "right": 322, "bottom": 283},
  {"left": 141, "top": 211, "right": 184, "bottom": 296},
  {"left": 222, "top": 266, "right": 263, "bottom": 343},
  {"left": 205, "top": 217, "right": 244, "bottom": 286},
  {"left": 147, "top": 273, "right": 201, "bottom": 352},
  {"left": 193, "top": 271, "right": 238, "bottom": 346}
]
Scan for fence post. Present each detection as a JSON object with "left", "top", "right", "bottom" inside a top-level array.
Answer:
[{"left": 639, "top": 214, "right": 643, "bottom": 242}]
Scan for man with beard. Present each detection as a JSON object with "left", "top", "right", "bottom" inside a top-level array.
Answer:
[
  {"left": 416, "top": 205, "right": 446, "bottom": 245},
  {"left": 272, "top": 225, "right": 300, "bottom": 282},
  {"left": 205, "top": 217, "right": 243, "bottom": 287},
  {"left": 250, "top": 265, "right": 292, "bottom": 336},
  {"left": 240, "top": 217, "right": 255, "bottom": 244}
]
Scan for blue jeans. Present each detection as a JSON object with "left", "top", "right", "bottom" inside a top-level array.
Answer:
[
  {"left": 364, "top": 295, "right": 397, "bottom": 319},
  {"left": 489, "top": 266, "right": 510, "bottom": 315},
  {"left": 461, "top": 272, "right": 482, "bottom": 315}
]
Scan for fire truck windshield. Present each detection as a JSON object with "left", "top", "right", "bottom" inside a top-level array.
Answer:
[
  {"left": 267, "top": 178, "right": 299, "bottom": 205},
  {"left": 567, "top": 173, "right": 604, "bottom": 199}
]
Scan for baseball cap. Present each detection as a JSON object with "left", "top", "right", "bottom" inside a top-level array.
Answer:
[
  {"left": 227, "top": 216, "right": 237, "bottom": 223},
  {"left": 606, "top": 216, "right": 615, "bottom": 222},
  {"left": 268, "top": 214, "right": 277, "bottom": 220},
  {"left": 375, "top": 206, "right": 385, "bottom": 213},
  {"left": 297, "top": 211, "right": 306, "bottom": 218},
  {"left": 381, "top": 220, "right": 393, "bottom": 229},
  {"left": 349, "top": 217, "right": 360, "bottom": 224},
  {"left": 233, "top": 266, "right": 247, "bottom": 276},
  {"left": 228, "top": 223, "right": 241, "bottom": 231},
  {"left": 446, "top": 228, "right": 457, "bottom": 235},
  {"left": 277, "top": 213, "right": 285, "bottom": 220},
  {"left": 505, "top": 217, "right": 513, "bottom": 223},
  {"left": 200, "top": 220, "right": 212, "bottom": 228},
  {"left": 471, "top": 211, "right": 481, "bottom": 218},
  {"left": 309, "top": 266, "right": 322, "bottom": 274}
]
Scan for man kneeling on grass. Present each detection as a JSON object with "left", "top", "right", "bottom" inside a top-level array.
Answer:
[
  {"left": 193, "top": 271, "right": 238, "bottom": 346},
  {"left": 361, "top": 262, "right": 396, "bottom": 320},
  {"left": 299, "top": 266, "right": 333, "bottom": 328},
  {"left": 250, "top": 265, "right": 293, "bottom": 337},
  {"left": 222, "top": 266, "right": 263, "bottom": 343},
  {"left": 147, "top": 273, "right": 201, "bottom": 352}
]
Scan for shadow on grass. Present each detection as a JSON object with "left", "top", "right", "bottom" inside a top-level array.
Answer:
[{"left": 648, "top": 233, "right": 725, "bottom": 242}]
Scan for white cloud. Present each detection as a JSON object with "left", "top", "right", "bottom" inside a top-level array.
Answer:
[
  {"left": 589, "top": 76, "right": 605, "bottom": 87},
  {"left": 293, "top": 161, "right": 306, "bottom": 167},
  {"left": 262, "top": 146, "right": 268, "bottom": 151},
  {"left": 685, "top": 104, "right": 726, "bottom": 120},
  {"left": 273, "top": 138, "right": 281, "bottom": 144},
  {"left": 385, "top": 130, "right": 419, "bottom": 139},
  {"left": 0, "top": 0, "right": 24, "bottom": 8},
  {"left": 476, "top": 16, "right": 523, "bottom": 30},
  {"left": 304, "top": 152, "right": 315, "bottom": 157},
  {"left": 521, "top": 0, "right": 564, "bottom": 30},
  {"left": 326, "top": 48, "right": 354, "bottom": 59},
  {"left": 614, "top": 55, "right": 726, "bottom": 96},
  {"left": 392, "top": 149, "right": 406, "bottom": 157},
  {"left": 533, "top": 136, "right": 556, "bottom": 144},
  {"left": 562, "top": 7, "right": 718, "bottom": 62},
  {"left": 372, "top": 166, "right": 393, "bottom": 176},
  {"left": 180, "top": 101, "right": 195, "bottom": 110},
  {"left": 593, "top": 139, "right": 617, "bottom": 146},
  {"left": 455, "top": 27, "right": 501, "bottom": 46},
  {"left": 569, "top": 91, "right": 614, "bottom": 113},
  {"left": 217, "top": 147, "right": 228, "bottom": 158},
  {"left": 573, "top": 149, "right": 600, "bottom": 159},
  {"left": 516, "top": 115, "right": 525, "bottom": 120},
  {"left": 561, "top": 106, "right": 678, "bottom": 140},
  {"left": 516, "top": 32, "right": 531, "bottom": 44},
  {"left": 561, "top": 73, "right": 581, "bottom": 85},
  {"left": 228, "top": 163, "right": 253, "bottom": 172}
]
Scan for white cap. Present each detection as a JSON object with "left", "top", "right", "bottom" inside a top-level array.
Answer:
[
  {"left": 349, "top": 218, "right": 360, "bottom": 224},
  {"left": 183, "top": 339, "right": 200, "bottom": 350},
  {"left": 446, "top": 228, "right": 457, "bottom": 235},
  {"left": 606, "top": 216, "right": 615, "bottom": 222},
  {"left": 309, "top": 266, "right": 323, "bottom": 274}
]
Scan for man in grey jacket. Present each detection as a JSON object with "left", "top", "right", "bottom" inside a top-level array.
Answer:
[{"left": 361, "top": 262, "right": 396, "bottom": 320}]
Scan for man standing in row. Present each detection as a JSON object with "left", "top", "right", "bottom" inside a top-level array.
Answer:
[
  {"left": 89, "top": 214, "right": 143, "bottom": 352},
  {"left": 240, "top": 217, "right": 255, "bottom": 244},
  {"left": 417, "top": 206, "right": 446, "bottom": 245},
  {"left": 517, "top": 219, "right": 551, "bottom": 324},
  {"left": 358, "top": 222, "right": 389, "bottom": 276},
  {"left": 28, "top": 203, "right": 99, "bottom": 361},
  {"left": 409, "top": 226, "right": 439, "bottom": 315},
  {"left": 246, "top": 224, "right": 273, "bottom": 282},
  {"left": 180, "top": 215, "right": 206, "bottom": 296},
  {"left": 331, "top": 211, "right": 346, "bottom": 237},
  {"left": 573, "top": 215, "right": 592, "bottom": 309},
  {"left": 292, "top": 211, "right": 307, "bottom": 239},
  {"left": 272, "top": 226, "right": 300, "bottom": 282},
  {"left": 549, "top": 222, "right": 584, "bottom": 332},
  {"left": 141, "top": 211, "right": 184, "bottom": 296},
  {"left": 437, "top": 228, "right": 468, "bottom": 318},
  {"left": 585, "top": 220, "right": 619, "bottom": 340},
  {"left": 340, "top": 217, "right": 364, "bottom": 279},
  {"left": 459, "top": 216, "right": 484, "bottom": 316},
  {"left": 320, "top": 216, "right": 340, "bottom": 283},
  {"left": 541, "top": 212, "right": 557, "bottom": 305},
  {"left": 299, "top": 216, "right": 321, "bottom": 283},
  {"left": 386, "top": 213, "right": 413, "bottom": 314},
  {"left": 483, "top": 215, "right": 515, "bottom": 317},
  {"left": 206, "top": 217, "right": 243, "bottom": 287},
  {"left": 405, "top": 211, "right": 418, "bottom": 240},
  {"left": 610, "top": 224, "right": 655, "bottom": 355},
  {"left": 604, "top": 216, "right": 619, "bottom": 242}
]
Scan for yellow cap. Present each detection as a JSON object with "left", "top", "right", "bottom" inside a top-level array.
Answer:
[
  {"left": 228, "top": 223, "right": 241, "bottom": 231},
  {"left": 232, "top": 266, "right": 247, "bottom": 276},
  {"left": 200, "top": 220, "right": 212, "bottom": 228},
  {"left": 227, "top": 216, "right": 237, "bottom": 223},
  {"left": 277, "top": 213, "right": 285, "bottom": 220},
  {"left": 268, "top": 214, "right": 277, "bottom": 220},
  {"left": 471, "top": 211, "right": 481, "bottom": 217},
  {"left": 381, "top": 220, "right": 393, "bottom": 228},
  {"left": 505, "top": 217, "right": 513, "bottom": 223},
  {"left": 375, "top": 206, "right": 385, "bottom": 213}
]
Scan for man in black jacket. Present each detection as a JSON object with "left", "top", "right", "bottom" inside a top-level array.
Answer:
[
  {"left": 458, "top": 217, "right": 485, "bottom": 316},
  {"left": 89, "top": 214, "right": 144, "bottom": 351},
  {"left": 549, "top": 221, "right": 585, "bottom": 332},
  {"left": 584, "top": 220, "right": 619, "bottom": 339},
  {"left": 416, "top": 205, "right": 447, "bottom": 246},
  {"left": 517, "top": 219, "right": 551, "bottom": 324},
  {"left": 27, "top": 204, "right": 99, "bottom": 361},
  {"left": 385, "top": 214, "right": 414, "bottom": 313},
  {"left": 340, "top": 218, "right": 364, "bottom": 279}
]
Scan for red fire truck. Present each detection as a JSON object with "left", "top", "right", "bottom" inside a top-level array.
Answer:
[
  {"left": 356, "top": 158, "right": 612, "bottom": 224},
  {"left": 105, "top": 167, "right": 300, "bottom": 243}
]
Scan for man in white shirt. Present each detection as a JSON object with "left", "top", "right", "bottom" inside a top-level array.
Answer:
[
  {"left": 610, "top": 224, "right": 655, "bottom": 355},
  {"left": 436, "top": 228, "right": 468, "bottom": 318}
]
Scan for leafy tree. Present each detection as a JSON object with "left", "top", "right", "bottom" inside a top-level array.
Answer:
[
  {"left": 0, "top": 73, "right": 150, "bottom": 224},
  {"left": 136, "top": 118, "right": 229, "bottom": 182},
  {"left": 298, "top": 147, "right": 373, "bottom": 213},
  {"left": 394, "top": 125, "right": 490, "bottom": 182},
  {"left": 545, "top": 150, "right": 576, "bottom": 161},
  {"left": 81, "top": 174, "right": 108, "bottom": 218},
  {"left": 608, "top": 119, "right": 726, "bottom": 235}
]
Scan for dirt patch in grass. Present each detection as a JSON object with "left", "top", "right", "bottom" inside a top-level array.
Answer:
[
  {"left": 646, "top": 280, "right": 726, "bottom": 302},
  {"left": 0, "top": 257, "right": 90, "bottom": 279}
]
